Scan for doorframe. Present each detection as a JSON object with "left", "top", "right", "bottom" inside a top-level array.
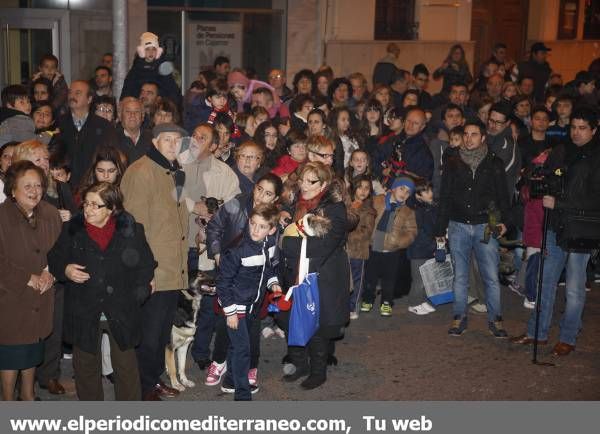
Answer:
[{"left": 0, "top": 8, "right": 71, "bottom": 88}]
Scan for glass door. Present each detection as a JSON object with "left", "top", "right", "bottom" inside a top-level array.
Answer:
[{"left": 0, "top": 8, "right": 70, "bottom": 89}]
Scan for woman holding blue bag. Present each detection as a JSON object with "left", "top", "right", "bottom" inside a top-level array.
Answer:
[{"left": 280, "top": 161, "right": 350, "bottom": 390}]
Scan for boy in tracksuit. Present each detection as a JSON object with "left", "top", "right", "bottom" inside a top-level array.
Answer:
[{"left": 216, "top": 204, "right": 281, "bottom": 401}]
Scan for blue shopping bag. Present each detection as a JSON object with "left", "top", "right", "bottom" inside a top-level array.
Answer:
[{"left": 287, "top": 272, "right": 320, "bottom": 346}]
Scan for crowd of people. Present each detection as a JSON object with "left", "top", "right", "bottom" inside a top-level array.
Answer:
[{"left": 0, "top": 32, "right": 599, "bottom": 401}]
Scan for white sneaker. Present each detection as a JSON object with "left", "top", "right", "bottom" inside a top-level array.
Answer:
[
  {"left": 523, "top": 299, "right": 535, "bottom": 309},
  {"left": 261, "top": 326, "right": 275, "bottom": 339},
  {"left": 408, "top": 303, "right": 434, "bottom": 315},
  {"left": 422, "top": 302, "right": 436, "bottom": 313},
  {"left": 272, "top": 326, "right": 286, "bottom": 338},
  {"left": 467, "top": 295, "right": 477, "bottom": 305},
  {"left": 350, "top": 312, "right": 359, "bottom": 320},
  {"left": 470, "top": 303, "right": 487, "bottom": 313},
  {"left": 205, "top": 361, "right": 227, "bottom": 386}
]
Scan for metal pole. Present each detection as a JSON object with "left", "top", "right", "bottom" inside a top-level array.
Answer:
[
  {"left": 532, "top": 207, "right": 555, "bottom": 367},
  {"left": 112, "top": 0, "right": 128, "bottom": 101}
]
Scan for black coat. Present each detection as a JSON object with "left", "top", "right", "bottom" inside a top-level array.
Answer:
[
  {"left": 47, "top": 212, "right": 157, "bottom": 354},
  {"left": 121, "top": 55, "right": 182, "bottom": 108},
  {"left": 281, "top": 188, "right": 350, "bottom": 330},
  {"left": 435, "top": 150, "right": 510, "bottom": 237},
  {"left": 115, "top": 125, "right": 154, "bottom": 165},
  {"left": 55, "top": 112, "right": 116, "bottom": 189},
  {"left": 545, "top": 137, "right": 600, "bottom": 238}
]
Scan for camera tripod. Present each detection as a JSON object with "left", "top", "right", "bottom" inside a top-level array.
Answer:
[{"left": 532, "top": 207, "right": 555, "bottom": 366}]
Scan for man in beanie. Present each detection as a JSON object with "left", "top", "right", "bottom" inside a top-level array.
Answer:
[
  {"left": 121, "top": 31, "right": 182, "bottom": 107},
  {"left": 120, "top": 122, "right": 189, "bottom": 400},
  {"left": 434, "top": 120, "right": 511, "bottom": 338},
  {"left": 361, "top": 176, "right": 417, "bottom": 316}
]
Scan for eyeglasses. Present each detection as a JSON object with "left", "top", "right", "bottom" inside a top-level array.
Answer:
[
  {"left": 488, "top": 118, "right": 506, "bottom": 126},
  {"left": 82, "top": 201, "right": 107, "bottom": 210},
  {"left": 310, "top": 151, "right": 334, "bottom": 160},
  {"left": 96, "top": 107, "right": 114, "bottom": 113},
  {"left": 269, "top": 74, "right": 283, "bottom": 80},
  {"left": 239, "top": 154, "right": 261, "bottom": 161}
]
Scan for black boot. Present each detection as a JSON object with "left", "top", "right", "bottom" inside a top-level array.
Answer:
[
  {"left": 301, "top": 336, "right": 328, "bottom": 390},
  {"left": 327, "top": 340, "right": 338, "bottom": 366},
  {"left": 282, "top": 346, "right": 309, "bottom": 382}
]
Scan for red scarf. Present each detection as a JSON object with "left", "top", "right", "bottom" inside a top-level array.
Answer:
[
  {"left": 294, "top": 190, "right": 326, "bottom": 221},
  {"left": 207, "top": 103, "right": 242, "bottom": 138},
  {"left": 85, "top": 216, "right": 116, "bottom": 251}
]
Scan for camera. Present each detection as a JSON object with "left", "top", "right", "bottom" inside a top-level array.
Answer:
[{"left": 528, "top": 166, "right": 565, "bottom": 199}]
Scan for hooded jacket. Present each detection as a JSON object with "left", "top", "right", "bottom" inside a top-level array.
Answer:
[{"left": 121, "top": 55, "right": 182, "bottom": 107}]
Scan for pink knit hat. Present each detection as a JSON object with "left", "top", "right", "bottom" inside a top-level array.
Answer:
[{"left": 227, "top": 71, "right": 249, "bottom": 88}]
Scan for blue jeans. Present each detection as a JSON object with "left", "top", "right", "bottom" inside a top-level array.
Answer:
[
  {"left": 526, "top": 231, "right": 590, "bottom": 345},
  {"left": 524, "top": 252, "right": 540, "bottom": 302},
  {"left": 187, "top": 248, "right": 218, "bottom": 362},
  {"left": 512, "top": 229, "right": 524, "bottom": 275},
  {"left": 224, "top": 314, "right": 254, "bottom": 401},
  {"left": 448, "top": 221, "right": 502, "bottom": 322},
  {"left": 349, "top": 258, "right": 365, "bottom": 313}
]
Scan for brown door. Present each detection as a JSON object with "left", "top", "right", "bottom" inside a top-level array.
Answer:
[{"left": 471, "top": 0, "right": 529, "bottom": 75}]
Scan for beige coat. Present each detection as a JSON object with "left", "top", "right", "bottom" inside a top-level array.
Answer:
[
  {"left": 372, "top": 194, "right": 417, "bottom": 251},
  {"left": 121, "top": 155, "right": 189, "bottom": 291},
  {"left": 0, "top": 200, "right": 62, "bottom": 345}
]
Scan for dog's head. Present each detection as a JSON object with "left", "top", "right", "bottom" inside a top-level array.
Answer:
[{"left": 188, "top": 270, "right": 216, "bottom": 296}]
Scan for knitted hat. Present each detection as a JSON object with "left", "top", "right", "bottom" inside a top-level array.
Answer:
[
  {"left": 227, "top": 71, "right": 250, "bottom": 88},
  {"left": 390, "top": 176, "right": 415, "bottom": 194},
  {"left": 137, "top": 32, "right": 163, "bottom": 59}
]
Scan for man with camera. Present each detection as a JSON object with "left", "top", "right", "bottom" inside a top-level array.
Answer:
[
  {"left": 435, "top": 120, "right": 511, "bottom": 337},
  {"left": 512, "top": 107, "right": 600, "bottom": 356}
]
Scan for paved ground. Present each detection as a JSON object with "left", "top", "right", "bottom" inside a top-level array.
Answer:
[{"left": 38, "top": 283, "right": 600, "bottom": 401}]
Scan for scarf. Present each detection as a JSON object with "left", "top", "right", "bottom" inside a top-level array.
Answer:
[
  {"left": 85, "top": 216, "right": 116, "bottom": 251},
  {"left": 459, "top": 144, "right": 488, "bottom": 174},
  {"left": 293, "top": 190, "right": 326, "bottom": 222},
  {"left": 376, "top": 192, "right": 400, "bottom": 231},
  {"left": 147, "top": 145, "right": 186, "bottom": 200},
  {"left": 207, "top": 103, "right": 241, "bottom": 139}
]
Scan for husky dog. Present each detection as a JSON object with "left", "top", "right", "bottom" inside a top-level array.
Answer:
[{"left": 165, "top": 272, "right": 215, "bottom": 391}]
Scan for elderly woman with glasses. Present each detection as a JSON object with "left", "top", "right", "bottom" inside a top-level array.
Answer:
[
  {"left": 278, "top": 161, "right": 350, "bottom": 390},
  {"left": 0, "top": 161, "right": 62, "bottom": 400},
  {"left": 232, "top": 141, "right": 265, "bottom": 195},
  {"left": 48, "top": 182, "right": 156, "bottom": 400}
]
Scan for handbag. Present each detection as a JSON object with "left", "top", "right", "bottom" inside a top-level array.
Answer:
[
  {"left": 286, "top": 236, "right": 320, "bottom": 346},
  {"left": 287, "top": 272, "right": 321, "bottom": 346}
]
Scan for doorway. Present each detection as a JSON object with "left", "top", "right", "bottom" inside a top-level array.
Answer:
[
  {"left": 0, "top": 8, "right": 70, "bottom": 89},
  {"left": 471, "top": 0, "right": 529, "bottom": 75}
]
